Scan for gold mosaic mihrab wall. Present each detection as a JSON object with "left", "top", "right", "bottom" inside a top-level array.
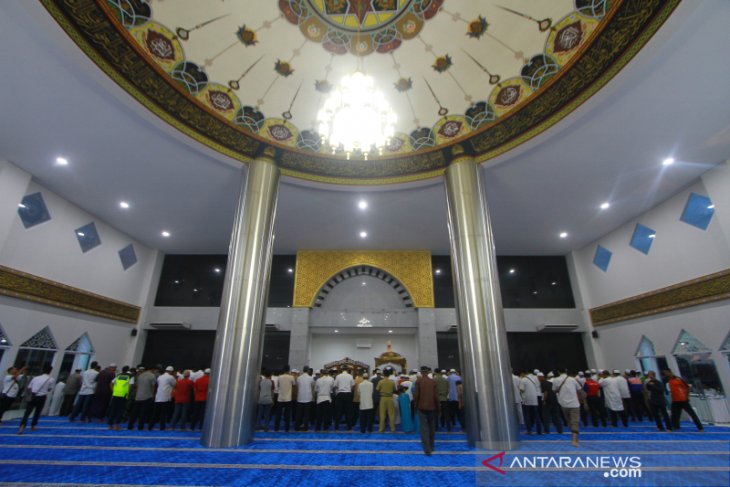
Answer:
[{"left": 293, "top": 250, "right": 434, "bottom": 308}]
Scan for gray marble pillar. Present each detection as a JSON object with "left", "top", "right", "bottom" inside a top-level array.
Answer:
[
  {"left": 289, "top": 308, "right": 311, "bottom": 370},
  {"left": 417, "top": 308, "right": 439, "bottom": 369},
  {"left": 444, "top": 156, "right": 519, "bottom": 450},
  {"left": 201, "top": 158, "right": 279, "bottom": 448}
]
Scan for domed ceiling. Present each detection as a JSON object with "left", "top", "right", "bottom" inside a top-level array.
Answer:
[{"left": 43, "top": 0, "right": 678, "bottom": 184}]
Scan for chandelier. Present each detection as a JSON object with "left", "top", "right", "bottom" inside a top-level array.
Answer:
[{"left": 317, "top": 71, "right": 397, "bottom": 160}]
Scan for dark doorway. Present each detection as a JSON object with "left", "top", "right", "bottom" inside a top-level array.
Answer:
[{"left": 141, "top": 329, "right": 291, "bottom": 371}]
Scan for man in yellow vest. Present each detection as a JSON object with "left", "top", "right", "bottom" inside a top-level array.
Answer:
[{"left": 108, "top": 366, "right": 131, "bottom": 430}]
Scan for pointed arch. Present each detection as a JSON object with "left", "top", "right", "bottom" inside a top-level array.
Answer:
[
  {"left": 20, "top": 326, "right": 57, "bottom": 350},
  {"left": 0, "top": 322, "right": 10, "bottom": 347},
  {"left": 672, "top": 329, "right": 710, "bottom": 355},
  {"left": 634, "top": 335, "right": 656, "bottom": 357},
  {"left": 66, "top": 332, "right": 94, "bottom": 354},
  {"left": 313, "top": 265, "right": 414, "bottom": 308}
]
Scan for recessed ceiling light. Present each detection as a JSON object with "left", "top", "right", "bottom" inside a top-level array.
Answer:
[
  {"left": 509, "top": 268, "right": 516, "bottom": 274},
  {"left": 173, "top": 280, "right": 180, "bottom": 284},
  {"left": 361, "top": 282, "right": 366, "bottom": 286},
  {"left": 55, "top": 157, "right": 68, "bottom": 166},
  {"left": 119, "top": 201, "right": 130, "bottom": 209},
  {"left": 76, "top": 232, "right": 85, "bottom": 237},
  {"left": 334, "top": 329, "right": 339, "bottom": 333},
  {"left": 358, "top": 200, "right": 368, "bottom": 210},
  {"left": 551, "top": 281, "right": 557, "bottom": 286},
  {"left": 533, "top": 291, "right": 538, "bottom": 295},
  {"left": 213, "top": 267, "right": 221, "bottom": 273},
  {"left": 600, "top": 202, "right": 610, "bottom": 210},
  {"left": 388, "top": 330, "right": 393, "bottom": 333},
  {"left": 662, "top": 157, "right": 675, "bottom": 166},
  {"left": 359, "top": 231, "right": 368, "bottom": 238},
  {"left": 287, "top": 268, "right": 294, "bottom": 273},
  {"left": 435, "top": 269, "right": 441, "bottom": 275},
  {"left": 559, "top": 232, "right": 568, "bottom": 239},
  {"left": 161, "top": 231, "right": 171, "bottom": 238}
]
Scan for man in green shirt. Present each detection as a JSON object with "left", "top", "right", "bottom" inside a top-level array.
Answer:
[
  {"left": 376, "top": 368, "right": 396, "bottom": 432},
  {"left": 434, "top": 369, "right": 450, "bottom": 431}
]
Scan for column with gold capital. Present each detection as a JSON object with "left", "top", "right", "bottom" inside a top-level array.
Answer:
[
  {"left": 202, "top": 156, "right": 280, "bottom": 448},
  {"left": 444, "top": 154, "right": 519, "bottom": 450}
]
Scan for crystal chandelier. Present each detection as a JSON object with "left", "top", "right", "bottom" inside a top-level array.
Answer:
[{"left": 317, "top": 71, "right": 397, "bottom": 160}]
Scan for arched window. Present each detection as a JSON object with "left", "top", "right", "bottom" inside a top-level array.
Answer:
[
  {"left": 58, "top": 333, "right": 95, "bottom": 380},
  {"left": 14, "top": 326, "right": 57, "bottom": 377},
  {"left": 672, "top": 330, "right": 723, "bottom": 396},
  {"left": 634, "top": 336, "right": 668, "bottom": 376},
  {"left": 0, "top": 322, "right": 11, "bottom": 366}
]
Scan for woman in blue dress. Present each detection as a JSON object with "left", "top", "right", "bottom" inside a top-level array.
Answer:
[{"left": 398, "top": 378, "right": 416, "bottom": 433}]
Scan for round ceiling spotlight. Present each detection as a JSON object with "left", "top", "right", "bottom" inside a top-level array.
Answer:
[
  {"left": 55, "top": 157, "right": 68, "bottom": 166},
  {"left": 359, "top": 231, "right": 368, "bottom": 239},
  {"left": 358, "top": 200, "right": 368, "bottom": 210},
  {"left": 600, "top": 202, "right": 610, "bottom": 210},
  {"left": 559, "top": 232, "right": 568, "bottom": 239},
  {"left": 161, "top": 231, "right": 171, "bottom": 238},
  {"left": 662, "top": 157, "right": 675, "bottom": 166},
  {"left": 119, "top": 201, "right": 130, "bottom": 209}
]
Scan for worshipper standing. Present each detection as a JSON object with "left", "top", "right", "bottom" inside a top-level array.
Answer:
[
  {"left": 398, "top": 375, "right": 416, "bottom": 433},
  {"left": 446, "top": 369, "right": 462, "bottom": 430},
  {"left": 370, "top": 368, "right": 382, "bottom": 423},
  {"left": 627, "top": 371, "right": 646, "bottom": 422},
  {"left": 275, "top": 366, "right": 295, "bottom": 432},
  {"left": 583, "top": 373, "right": 607, "bottom": 427},
  {"left": 170, "top": 370, "right": 194, "bottom": 430},
  {"left": 519, "top": 370, "right": 542, "bottom": 435},
  {"left": 434, "top": 369, "right": 451, "bottom": 430},
  {"left": 295, "top": 367, "right": 315, "bottom": 431},
  {"left": 644, "top": 371, "right": 671, "bottom": 431},
  {"left": 47, "top": 376, "right": 65, "bottom": 416},
  {"left": 414, "top": 366, "right": 439, "bottom": 455},
  {"left": 358, "top": 373, "right": 374, "bottom": 433},
  {"left": 618, "top": 370, "right": 633, "bottom": 423},
  {"left": 352, "top": 371, "right": 364, "bottom": 422},
  {"left": 314, "top": 369, "right": 335, "bottom": 431},
  {"left": 553, "top": 369, "right": 582, "bottom": 447},
  {"left": 128, "top": 365, "right": 156, "bottom": 430},
  {"left": 663, "top": 369, "right": 704, "bottom": 431},
  {"left": 151, "top": 365, "right": 176, "bottom": 430},
  {"left": 376, "top": 367, "right": 397, "bottom": 433},
  {"left": 191, "top": 368, "right": 210, "bottom": 430},
  {"left": 61, "top": 369, "right": 81, "bottom": 417},
  {"left": 539, "top": 373, "right": 563, "bottom": 434},
  {"left": 90, "top": 363, "right": 116, "bottom": 421},
  {"left": 599, "top": 370, "right": 627, "bottom": 427},
  {"left": 69, "top": 362, "right": 100, "bottom": 422},
  {"left": 576, "top": 371, "right": 589, "bottom": 427},
  {"left": 108, "top": 366, "right": 132, "bottom": 430},
  {"left": 257, "top": 370, "right": 274, "bottom": 431},
  {"left": 512, "top": 370, "right": 524, "bottom": 427},
  {"left": 1, "top": 365, "right": 28, "bottom": 423},
  {"left": 17, "top": 364, "right": 55, "bottom": 435},
  {"left": 333, "top": 367, "right": 355, "bottom": 431},
  {"left": 528, "top": 370, "right": 544, "bottom": 428}
]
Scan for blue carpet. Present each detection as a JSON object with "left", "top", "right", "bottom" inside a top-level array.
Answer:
[{"left": 0, "top": 418, "right": 727, "bottom": 487}]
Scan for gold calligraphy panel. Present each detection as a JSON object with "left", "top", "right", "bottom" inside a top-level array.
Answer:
[{"left": 293, "top": 250, "right": 434, "bottom": 308}]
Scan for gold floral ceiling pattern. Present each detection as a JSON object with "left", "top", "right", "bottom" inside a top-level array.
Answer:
[{"left": 42, "top": 0, "right": 678, "bottom": 184}]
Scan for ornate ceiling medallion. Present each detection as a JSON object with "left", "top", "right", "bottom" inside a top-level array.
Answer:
[{"left": 279, "top": 0, "right": 443, "bottom": 55}]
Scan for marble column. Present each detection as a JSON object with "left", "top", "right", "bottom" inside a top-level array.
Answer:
[
  {"left": 417, "top": 309, "right": 439, "bottom": 369},
  {"left": 289, "top": 308, "right": 311, "bottom": 370},
  {"left": 444, "top": 156, "right": 519, "bottom": 450},
  {"left": 202, "top": 157, "right": 280, "bottom": 448}
]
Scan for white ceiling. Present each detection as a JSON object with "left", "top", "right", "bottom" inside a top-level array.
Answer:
[{"left": 0, "top": 1, "right": 729, "bottom": 256}]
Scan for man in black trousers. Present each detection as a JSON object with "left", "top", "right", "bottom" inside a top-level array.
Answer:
[{"left": 414, "top": 366, "right": 440, "bottom": 456}]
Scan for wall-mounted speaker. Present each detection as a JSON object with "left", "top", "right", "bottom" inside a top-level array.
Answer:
[
  {"left": 131, "top": 328, "right": 138, "bottom": 337},
  {"left": 591, "top": 330, "right": 599, "bottom": 339}
]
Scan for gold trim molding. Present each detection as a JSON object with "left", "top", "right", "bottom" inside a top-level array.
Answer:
[
  {"left": 0, "top": 265, "right": 140, "bottom": 324},
  {"left": 293, "top": 250, "right": 434, "bottom": 308},
  {"left": 590, "top": 269, "right": 730, "bottom": 327}
]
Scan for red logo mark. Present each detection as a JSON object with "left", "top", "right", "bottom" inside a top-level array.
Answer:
[{"left": 482, "top": 451, "right": 507, "bottom": 475}]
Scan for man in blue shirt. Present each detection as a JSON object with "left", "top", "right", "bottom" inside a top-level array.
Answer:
[{"left": 447, "top": 369, "right": 463, "bottom": 430}]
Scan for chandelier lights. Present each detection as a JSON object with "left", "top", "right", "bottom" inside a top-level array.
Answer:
[{"left": 317, "top": 71, "right": 397, "bottom": 160}]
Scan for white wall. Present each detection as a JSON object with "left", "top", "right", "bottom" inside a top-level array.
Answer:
[
  {"left": 309, "top": 333, "right": 418, "bottom": 372},
  {"left": 569, "top": 166, "right": 730, "bottom": 397},
  {"left": 0, "top": 162, "right": 161, "bottom": 374},
  {"left": 0, "top": 180, "right": 158, "bottom": 305},
  {"left": 572, "top": 178, "right": 730, "bottom": 309}
]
